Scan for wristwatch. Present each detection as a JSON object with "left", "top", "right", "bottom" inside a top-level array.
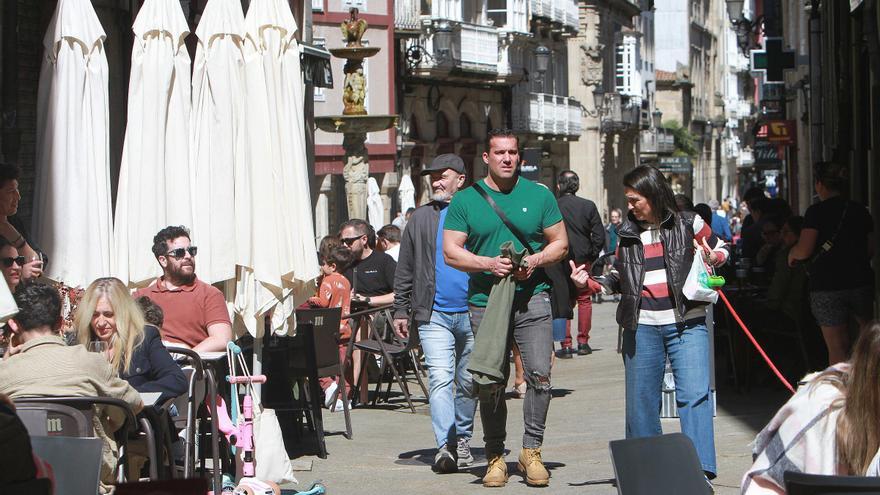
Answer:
[{"left": 365, "top": 296, "right": 371, "bottom": 305}]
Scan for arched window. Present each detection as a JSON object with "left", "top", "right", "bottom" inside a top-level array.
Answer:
[
  {"left": 436, "top": 112, "right": 450, "bottom": 139},
  {"left": 459, "top": 114, "right": 472, "bottom": 139}
]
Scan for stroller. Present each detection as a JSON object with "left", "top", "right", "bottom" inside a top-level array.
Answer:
[{"left": 215, "top": 342, "right": 327, "bottom": 495}]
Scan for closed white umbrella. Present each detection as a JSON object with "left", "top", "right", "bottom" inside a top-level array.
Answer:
[
  {"left": 189, "top": 0, "right": 248, "bottom": 284},
  {"left": 367, "top": 177, "right": 384, "bottom": 231},
  {"left": 234, "top": 0, "right": 319, "bottom": 339},
  {"left": 398, "top": 173, "right": 416, "bottom": 214},
  {"left": 114, "top": 0, "right": 192, "bottom": 287},
  {"left": 33, "top": 0, "right": 112, "bottom": 288}
]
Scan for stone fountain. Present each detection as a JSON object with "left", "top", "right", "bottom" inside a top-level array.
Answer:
[{"left": 315, "top": 8, "right": 398, "bottom": 220}]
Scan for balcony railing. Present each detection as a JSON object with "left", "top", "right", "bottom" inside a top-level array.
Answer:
[
  {"left": 395, "top": 0, "right": 420, "bottom": 31},
  {"left": 640, "top": 128, "right": 676, "bottom": 154},
  {"left": 409, "top": 20, "right": 499, "bottom": 74},
  {"left": 529, "top": 0, "right": 579, "bottom": 31},
  {"left": 513, "top": 93, "right": 582, "bottom": 137},
  {"left": 601, "top": 93, "right": 642, "bottom": 133}
]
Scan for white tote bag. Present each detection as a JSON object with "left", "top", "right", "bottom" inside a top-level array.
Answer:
[
  {"left": 682, "top": 255, "right": 719, "bottom": 304},
  {"left": 253, "top": 405, "right": 297, "bottom": 484}
]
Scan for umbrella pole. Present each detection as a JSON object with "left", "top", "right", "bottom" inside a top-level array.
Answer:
[{"left": 251, "top": 316, "right": 268, "bottom": 397}]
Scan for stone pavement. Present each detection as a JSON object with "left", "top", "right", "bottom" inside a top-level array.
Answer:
[{"left": 283, "top": 301, "right": 789, "bottom": 494}]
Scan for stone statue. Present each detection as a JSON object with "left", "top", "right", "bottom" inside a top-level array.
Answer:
[
  {"left": 341, "top": 8, "right": 368, "bottom": 48},
  {"left": 342, "top": 65, "right": 367, "bottom": 115},
  {"left": 342, "top": 133, "right": 369, "bottom": 219}
]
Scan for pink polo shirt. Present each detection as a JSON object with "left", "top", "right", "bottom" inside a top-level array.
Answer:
[{"left": 134, "top": 277, "right": 230, "bottom": 348}]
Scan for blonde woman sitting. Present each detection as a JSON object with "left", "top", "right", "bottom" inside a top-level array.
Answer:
[
  {"left": 742, "top": 321, "right": 880, "bottom": 493},
  {"left": 75, "top": 277, "right": 186, "bottom": 406}
]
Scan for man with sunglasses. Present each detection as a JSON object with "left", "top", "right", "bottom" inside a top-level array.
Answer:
[
  {"left": 134, "top": 226, "right": 231, "bottom": 352},
  {"left": 339, "top": 219, "right": 396, "bottom": 307}
]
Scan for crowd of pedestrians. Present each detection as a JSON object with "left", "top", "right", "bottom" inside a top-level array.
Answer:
[{"left": 0, "top": 142, "right": 876, "bottom": 492}]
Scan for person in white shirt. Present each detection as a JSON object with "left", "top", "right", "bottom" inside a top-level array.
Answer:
[{"left": 377, "top": 224, "right": 401, "bottom": 262}]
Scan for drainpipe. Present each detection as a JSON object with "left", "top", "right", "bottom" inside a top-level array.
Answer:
[{"left": 807, "top": 0, "right": 824, "bottom": 165}]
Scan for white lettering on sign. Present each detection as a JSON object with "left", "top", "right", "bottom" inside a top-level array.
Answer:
[{"left": 47, "top": 418, "right": 63, "bottom": 433}]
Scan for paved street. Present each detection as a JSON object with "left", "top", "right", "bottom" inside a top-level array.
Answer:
[{"left": 284, "top": 302, "right": 789, "bottom": 494}]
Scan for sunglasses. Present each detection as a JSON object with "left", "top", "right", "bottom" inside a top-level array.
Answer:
[
  {"left": 341, "top": 235, "right": 363, "bottom": 246},
  {"left": 1, "top": 256, "right": 25, "bottom": 268},
  {"left": 165, "top": 246, "right": 198, "bottom": 259}
]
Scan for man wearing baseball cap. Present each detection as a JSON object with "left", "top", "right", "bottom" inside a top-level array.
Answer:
[{"left": 392, "top": 153, "right": 476, "bottom": 473}]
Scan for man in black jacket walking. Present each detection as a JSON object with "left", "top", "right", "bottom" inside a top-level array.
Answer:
[
  {"left": 556, "top": 171, "right": 605, "bottom": 357},
  {"left": 392, "top": 154, "right": 476, "bottom": 474}
]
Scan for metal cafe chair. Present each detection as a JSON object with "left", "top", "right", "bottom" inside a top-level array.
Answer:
[
  {"left": 15, "top": 396, "right": 140, "bottom": 483},
  {"left": 344, "top": 305, "right": 429, "bottom": 413}
]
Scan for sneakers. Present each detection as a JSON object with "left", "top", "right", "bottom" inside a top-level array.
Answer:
[
  {"left": 433, "top": 444, "right": 457, "bottom": 474},
  {"left": 577, "top": 343, "right": 593, "bottom": 356},
  {"left": 324, "top": 381, "right": 338, "bottom": 409},
  {"left": 517, "top": 448, "right": 549, "bottom": 487},
  {"left": 329, "top": 398, "right": 344, "bottom": 412},
  {"left": 482, "top": 453, "right": 508, "bottom": 487},
  {"left": 456, "top": 437, "right": 474, "bottom": 467},
  {"left": 555, "top": 347, "right": 574, "bottom": 359}
]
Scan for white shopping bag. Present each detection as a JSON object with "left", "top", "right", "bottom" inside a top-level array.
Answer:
[
  {"left": 0, "top": 277, "right": 18, "bottom": 322},
  {"left": 253, "top": 406, "right": 297, "bottom": 484},
  {"left": 682, "top": 255, "right": 719, "bottom": 304}
]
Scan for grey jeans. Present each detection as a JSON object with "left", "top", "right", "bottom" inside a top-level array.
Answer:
[{"left": 469, "top": 291, "right": 553, "bottom": 454}]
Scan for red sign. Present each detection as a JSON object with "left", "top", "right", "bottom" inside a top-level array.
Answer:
[{"left": 756, "top": 120, "right": 797, "bottom": 146}]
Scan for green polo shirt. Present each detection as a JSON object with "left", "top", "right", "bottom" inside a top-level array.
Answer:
[{"left": 444, "top": 177, "right": 563, "bottom": 307}]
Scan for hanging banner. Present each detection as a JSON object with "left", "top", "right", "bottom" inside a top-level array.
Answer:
[{"left": 755, "top": 120, "right": 796, "bottom": 146}]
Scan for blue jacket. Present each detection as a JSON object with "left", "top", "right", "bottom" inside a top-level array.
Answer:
[{"left": 123, "top": 325, "right": 187, "bottom": 407}]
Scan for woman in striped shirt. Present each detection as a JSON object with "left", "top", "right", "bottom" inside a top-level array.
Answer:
[{"left": 571, "top": 166, "right": 728, "bottom": 481}]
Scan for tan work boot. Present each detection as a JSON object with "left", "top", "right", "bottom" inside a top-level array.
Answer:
[
  {"left": 517, "top": 447, "right": 550, "bottom": 486},
  {"left": 483, "top": 453, "right": 508, "bottom": 487}
]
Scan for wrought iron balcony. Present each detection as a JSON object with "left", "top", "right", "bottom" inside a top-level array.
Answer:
[
  {"left": 600, "top": 93, "right": 642, "bottom": 133},
  {"left": 640, "top": 127, "right": 676, "bottom": 154}
]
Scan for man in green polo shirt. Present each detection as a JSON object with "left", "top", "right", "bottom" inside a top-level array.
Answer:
[{"left": 443, "top": 128, "right": 568, "bottom": 488}]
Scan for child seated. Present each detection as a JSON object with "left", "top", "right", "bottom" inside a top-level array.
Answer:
[{"left": 308, "top": 240, "right": 354, "bottom": 412}]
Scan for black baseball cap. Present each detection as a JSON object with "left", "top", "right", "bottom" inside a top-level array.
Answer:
[{"left": 421, "top": 153, "right": 466, "bottom": 175}]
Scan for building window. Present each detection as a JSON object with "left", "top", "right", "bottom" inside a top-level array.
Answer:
[
  {"left": 487, "top": 0, "right": 506, "bottom": 27},
  {"left": 409, "top": 114, "right": 421, "bottom": 141},
  {"left": 459, "top": 114, "right": 472, "bottom": 139},
  {"left": 437, "top": 112, "right": 450, "bottom": 139},
  {"left": 312, "top": 0, "right": 324, "bottom": 12},
  {"left": 615, "top": 35, "right": 641, "bottom": 97}
]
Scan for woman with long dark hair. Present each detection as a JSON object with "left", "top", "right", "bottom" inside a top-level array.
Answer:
[{"left": 570, "top": 166, "right": 728, "bottom": 481}]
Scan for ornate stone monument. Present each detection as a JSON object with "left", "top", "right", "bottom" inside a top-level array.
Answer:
[{"left": 315, "top": 8, "right": 397, "bottom": 220}]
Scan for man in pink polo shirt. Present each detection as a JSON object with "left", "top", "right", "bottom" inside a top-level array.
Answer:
[{"left": 134, "top": 226, "right": 231, "bottom": 352}]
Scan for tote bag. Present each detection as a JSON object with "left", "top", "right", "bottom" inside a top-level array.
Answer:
[{"left": 253, "top": 405, "right": 296, "bottom": 484}]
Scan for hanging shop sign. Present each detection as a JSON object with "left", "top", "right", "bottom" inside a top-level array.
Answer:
[
  {"left": 755, "top": 120, "right": 796, "bottom": 146},
  {"left": 520, "top": 148, "right": 542, "bottom": 182}
]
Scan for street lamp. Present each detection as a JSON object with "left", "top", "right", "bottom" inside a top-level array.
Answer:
[
  {"left": 433, "top": 23, "right": 454, "bottom": 64},
  {"left": 534, "top": 45, "right": 551, "bottom": 93},
  {"left": 592, "top": 85, "right": 606, "bottom": 112},
  {"left": 725, "top": 0, "right": 763, "bottom": 55}
]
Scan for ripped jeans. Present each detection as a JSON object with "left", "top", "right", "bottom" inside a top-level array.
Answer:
[{"left": 469, "top": 292, "right": 553, "bottom": 454}]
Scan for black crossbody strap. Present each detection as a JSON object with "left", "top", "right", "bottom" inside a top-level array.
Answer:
[{"left": 472, "top": 182, "right": 536, "bottom": 255}]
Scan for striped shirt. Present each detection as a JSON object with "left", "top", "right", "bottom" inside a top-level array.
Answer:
[{"left": 636, "top": 215, "right": 727, "bottom": 325}]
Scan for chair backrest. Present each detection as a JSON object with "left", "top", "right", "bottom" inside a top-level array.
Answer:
[
  {"left": 296, "top": 308, "right": 343, "bottom": 374},
  {"left": 14, "top": 402, "right": 93, "bottom": 437},
  {"left": 30, "top": 435, "right": 103, "bottom": 495},
  {"left": 784, "top": 471, "right": 880, "bottom": 494},
  {"left": 609, "top": 433, "right": 712, "bottom": 495}
]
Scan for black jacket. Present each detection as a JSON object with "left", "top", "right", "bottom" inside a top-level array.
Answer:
[
  {"left": 600, "top": 211, "right": 699, "bottom": 331},
  {"left": 123, "top": 325, "right": 187, "bottom": 406},
  {"left": 393, "top": 201, "right": 446, "bottom": 323},
  {"left": 557, "top": 194, "right": 605, "bottom": 264}
]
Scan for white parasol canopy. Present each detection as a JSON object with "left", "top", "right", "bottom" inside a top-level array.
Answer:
[
  {"left": 234, "top": 0, "right": 319, "bottom": 338},
  {"left": 366, "top": 177, "right": 384, "bottom": 231},
  {"left": 398, "top": 173, "right": 416, "bottom": 215},
  {"left": 113, "top": 0, "right": 192, "bottom": 287},
  {"left": 33, "top": 0, "right": 112, "bottom": 288},
  {"left": 189, "top": 0, "right": 248, "bottom": 285}
]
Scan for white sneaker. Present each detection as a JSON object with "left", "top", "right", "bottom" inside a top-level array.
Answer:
[
  {"left": 330, "top": 398, "right": 345, "bottom": 412},
  {"left": 324, "top": 382, "right": 338, "bottom": 409}
]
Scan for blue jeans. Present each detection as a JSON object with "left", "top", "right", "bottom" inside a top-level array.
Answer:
[
  {"left": 622, "top": 321, "right": 717, "bottom": 476},
  {"left": 418, "top": 310, "right": 477, "bottom": 448}
]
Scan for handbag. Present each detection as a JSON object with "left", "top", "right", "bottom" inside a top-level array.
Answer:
[{"left": 682, "top": 254, "right": 719, "bottom": 304}]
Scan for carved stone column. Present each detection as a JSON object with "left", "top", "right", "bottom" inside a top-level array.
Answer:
[{"left": 342, "top": 132, "right": 369, "bottom": 220}]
